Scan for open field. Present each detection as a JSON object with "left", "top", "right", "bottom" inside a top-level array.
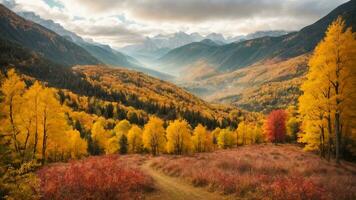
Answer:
[
  {"left": 150, "top": 144, "right": 356, "bottom": 200},
  {"left": 36, "top": 145, "right": 356, "bottom": 200}
]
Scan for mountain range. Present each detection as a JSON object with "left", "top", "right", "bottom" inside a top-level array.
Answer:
[{"left": 119, "top": 30, "right": 290, "bottom": 66}]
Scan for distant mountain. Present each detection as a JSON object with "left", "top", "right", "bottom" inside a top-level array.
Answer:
[
  {"left": 121, "top": 30, "right": 289, "bottom": 69},
  {"left": 225, "top": 30, "right": 291, "bottom": 43},
  {"left": 243, "top": 30, "right": 291, "bottom": 41},
  {"left": 18, "top": 11, "right": 85, "bottom": 44},
  {"left": 18, "top": 11, "right": 136, "bottom": 67},
  {"left": 205, "top": 33, "right": 226, "bottom": 44},
  {"left": 0, "top": 4, "right": 99, "bottom": 67},
  {"left": 158, "top": 0, "right": 356, "bottom": 74},
  {"left": 156, "top": 40, "right": 219, "bottom": 73}
]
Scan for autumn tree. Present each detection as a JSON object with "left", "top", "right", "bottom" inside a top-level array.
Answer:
[
  {"left": 114, "top": 119, "right": 131, "bottom": 137},
  {"left": 217, "top": 128, "right": 235, "bottom": 149},
  {"left": 91, "top": 118, "right": 111, "bottom": 154},
  {"left": 166, "top": 119, "right": 192, "bottom": 154},
  {"left": 211, "top": 128, "right": 220, "bottom": 150},
  {"left": 67, "top": 130, "right": 87, "bottom": 159},
  {"left": 236, "top": 121, "right": 248, "bottom": 145},
  {"left": 265, "top": 110, "right": 287, "bottom": 143},
  {"left": 192, "top": 124, "right": 212, "bottom": 152},
  {"left": 127, "top": 125, "right": 143, "bottom": 153},
  {"left": 0, "top": 69, "right": 25, "bottom": 155},
  {"left": 142, "top": 116, "right": 166, "bottom": 155},
  {"left": 299, "top": 17, "right": 356, "bottom": 162}
]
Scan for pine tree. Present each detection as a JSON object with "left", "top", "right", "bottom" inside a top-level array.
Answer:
[{"left": 119, "top": 134, "right": 128, "bottom": 154}]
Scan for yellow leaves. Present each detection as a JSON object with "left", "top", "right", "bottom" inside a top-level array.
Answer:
[
  {"left": 67, "top": 130, "right": 87, "bottom": 159},
  {"left": 166, "top": 119, "right": 192, "bottom": 154},
  {"left": 1, "top": 69, "right": 25, "bottom": 105},
  {"left": 127, "top": 125, "right": 143, "bottom": 153},
  {"left": 142, "top": 116, "right": 166, "bottom": 155},
  {"left": 217, "top": 128, "right": 234, "bottom": 149},
  {"left": 0, "top": 69, "right": 25, "bottom": 137},
  {"left": 105, "top": 137, "right": 119, "bottom": 154},
  {"left": 0, "top": 70, "right": 90, "bottom": 162},
  {"left": 192, "top": 124, "right": 213, "bottom": 152},
  {"left": 299, "top": 16, "right": 356, "bottom": 156},
  {"left": 114, "top": 119, "right": 131, "bottom": 137},
  {"left": 91, "top": 118, "right": 112, "bottom": 152}
]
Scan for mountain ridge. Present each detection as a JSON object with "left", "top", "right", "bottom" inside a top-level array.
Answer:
[
  {"left": 158, "top": 0, "right": 356, "bottom": 75},
  {"left": 0, "top": 4, "right": 100, "bottom": 67}
]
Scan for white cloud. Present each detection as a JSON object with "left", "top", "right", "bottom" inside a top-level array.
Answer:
[{"left": 0, "top": 0, "right": 349, "bottom": 47}]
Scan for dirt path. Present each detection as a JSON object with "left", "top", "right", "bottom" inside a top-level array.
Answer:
[{"left": 142, "top": 161, "right": 230, "bottom": 200}]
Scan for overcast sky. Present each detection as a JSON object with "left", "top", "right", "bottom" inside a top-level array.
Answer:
[{"left": 0, "top": 0, "right": 349, "bottom": 48}]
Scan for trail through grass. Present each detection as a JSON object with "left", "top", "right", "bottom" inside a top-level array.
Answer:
[{"left": 142, "top": 161, "right": 230, "bottom": 200}]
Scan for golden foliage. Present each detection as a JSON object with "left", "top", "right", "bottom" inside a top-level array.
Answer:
[
  {"left": 142, "top": 116, "right": 166, "bottom": 155},
  {"left": 166, "top": 119, "right": 192, "bottom": 154}
]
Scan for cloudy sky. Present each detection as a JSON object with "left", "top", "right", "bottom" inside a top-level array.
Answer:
[{"left": 0, "top": 0, "right": 349, "bottom": 47}]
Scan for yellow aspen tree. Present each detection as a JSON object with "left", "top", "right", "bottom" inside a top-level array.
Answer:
[
  {"left": 127, "top": 125, "right": 143, "bottom": 153},
  {"left": 166, "top": 119, "right": 192, "bottom": 154},
  {"left": 114, "top": 119, "right": 131, "bottom": 137},
  {"left": 218, "top": 128, "right": 234, "bottom": 149},
  {"left": 192, "top": 124, "right": 208, "bottom": 152},
  {"left": 142, "top": 116, "right": 166, "bottom": 156},
  {"left": 38, "top": 88, "right": 68, "bottom": 164},
  {"left": 204, "top": 130, "right": 214, "bottom": 152},
  {"left": 105, "top": 136, "right": 119, "bottom": 154},
  {"left": 68, "top": 129, "right": 88, "bottom": 159},
  {"left": 299, "top": 17, "right": 356, "bottom": 162},
  {"left": 91, "top": 118, "right": 111, "bottom": 154},
  {"left": 22, "top": 81, "right": 43, "bottom": 159},
  {"left": 237, "top": 121, "right": 248, "bottom": 145},
  {"left": 0, "top": 69, "right": 25, "bottom": 154}
]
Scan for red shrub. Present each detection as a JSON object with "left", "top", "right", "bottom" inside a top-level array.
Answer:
[
  {"left": 37, "top": 155, "right": 153, "bottom": 200},
  {"left": 265, "top": 109, "right": 287, "bottom": 143},
  {"left": 263, "top": 176, "right": 327, "bottom": 200}
]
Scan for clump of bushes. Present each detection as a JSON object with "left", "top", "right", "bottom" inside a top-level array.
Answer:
[{"left": 37, "top": 155, "right": 153, "bottom": 200}]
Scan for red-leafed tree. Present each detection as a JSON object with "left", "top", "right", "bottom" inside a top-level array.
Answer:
[{"left": 265, "top": 110, "right": 287, "bottom": 143}]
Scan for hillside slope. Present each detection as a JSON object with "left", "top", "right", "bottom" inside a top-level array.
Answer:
[
  {"left": 72, "top": 65, "right": 237, "bottom": 128},
  {"left": 0, "top": 32, "right": 237, "bottom": 129},
  {"left": 182, "top": 55, "right": 309, "bottom": 113},
  {"left": 0, "top": 4, "right": 99, "bottom": 67}
]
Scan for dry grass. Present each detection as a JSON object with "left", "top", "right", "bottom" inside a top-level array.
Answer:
[{"left": 150, "top": 144, "right": 356, "bottom": 200}]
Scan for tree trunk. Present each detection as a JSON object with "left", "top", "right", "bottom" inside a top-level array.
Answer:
[
  {"left": 32, "top": 100, "right": 39, "bottom": 159},
  {"left": 41, "top": 113, "right": 47, "bottom": 165},
  {"left": 327, "top": 114, "right": 332, "bottom": 162},
  {"left": 9, "top": 99, "right": 20, "bottom": 153},
  {"left": 21, "top": 128, "right": 31, "bottom": 163},
  {"left": 335, "top": 111, "right": 340, "bottom": 164}
]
